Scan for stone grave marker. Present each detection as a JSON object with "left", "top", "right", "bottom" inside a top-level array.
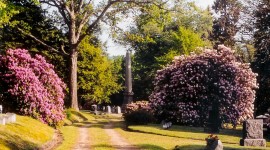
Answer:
[
  {"left": 204, "top": 105, "right": 220, "bottom": 133},
  {"left": 117, "top": 106, "right": 121, "bottom": 114},
  {"left": 107, "top": 106, "right": 111, "bottom": 114},
  {"left": 6, "top": 113, "right": 16, "bottom": 123},
  {"left": 0, "top": 105, "right": 2, "bottom": 114},
  {"left": 240, "top": 119, "right": 266, "bottom": 147},
  {"left": 0, "top": 116, "right": 5, "bottom": 125}
]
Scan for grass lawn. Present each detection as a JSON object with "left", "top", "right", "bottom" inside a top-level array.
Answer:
[
  {"left": 111, "top": 119, "right": 270, "bottom": 150},
  {"left": 0, "top": 115, "right": 55, "bottom": 150}
]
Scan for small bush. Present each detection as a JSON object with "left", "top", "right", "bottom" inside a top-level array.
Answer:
[
  {"left": 124, "top": 110, "right": 153, "bottom": 125},
  {"left": 123, "top": 101, "right": 153, "bottom": 125}
]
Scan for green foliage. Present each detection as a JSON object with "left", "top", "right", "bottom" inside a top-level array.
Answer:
[
  {"left": 0, "top": 0, "right": 68, "bottom": 83},
  {"left": 77, "top": 36, "right": 122, "bottom": 104},
  {"left": 210, "top": 0, "right": 242, "bottom": 48},
  {"left": 252, "top": 0, "right": 270, "bottom": 115},
  {"left": 109, "top": 56, "right": 125, "bottom": 105},
  {"left": 125, "top": 2, "right": 212, "bottom": 100},
  {"left": 124, "top": 110, "right": 154, "bottom": 125},
  {"left": 0, "top": 0, "right": 19, "bottom": 27}
]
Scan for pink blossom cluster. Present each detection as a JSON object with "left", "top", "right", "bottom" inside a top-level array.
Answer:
[
  {"left": 125, "top": 101, "right": 151, "bottom": 114},
  {"left": 0, "top": 49, "right": 66, "bottom": 126},
  {"left": 149, "top": 45, "right": 257, "bottom": 126}
]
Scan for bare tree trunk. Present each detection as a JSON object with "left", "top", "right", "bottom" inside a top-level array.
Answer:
[{"left": 69, "top": 50, "right": 79, "bottom": 111}]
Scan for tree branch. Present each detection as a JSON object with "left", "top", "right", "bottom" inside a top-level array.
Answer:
[{"left": 17, "top": 28, "right": 69, "bottom": 55}]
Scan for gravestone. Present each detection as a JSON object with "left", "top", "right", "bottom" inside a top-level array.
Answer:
[
  {"left": 117, "top": 106, "right": 121, "bottom": 114},
  {"left": 204, "top": 105, "right": 220, "bottom": 133},
  {"left": 6, "top": 113, "right": 16, "bottom": 123},
  {"left": 107, "top": 106, "right": 111, "bottom": 114},
  {"left": 205, "top": 140, "right": 223, "bottom": 150},
  {"left": 161, "top": 121, "right": 172, "bottom": 129},
  {"left": 0, "top": 116, "right": 5, "bottom": 125},
  {"left": 240, "top": 119, "right": 266, "bottom": 147}
]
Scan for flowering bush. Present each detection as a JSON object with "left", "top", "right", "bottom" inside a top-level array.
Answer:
[
  {"left": 123, "top": 101, "right": 153, "bottom": 125},
  {"left": 0, "top": 49, "right": 66, "bottom": 126},
  {"left": 125, "top": 101, "right": 151, "bottom": 113},
  {"left": 150, "top": 45, "right": 257, "bottom": 126}
]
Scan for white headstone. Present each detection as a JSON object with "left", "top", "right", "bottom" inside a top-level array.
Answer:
[
  {"left": 107, "top": 106, "right": 111, "bottom": 114},
  {"left": 117, "top": 106, "right": 121, "bottom": 114},
  {"left": 6, "top": 113, "right": 16, "bottom": 123},
  {"left": 4, "top": 115, "right": 11, "bottom": 123},
  {"left": 0, "top": 116, "right": 5, "bottom": 125}
]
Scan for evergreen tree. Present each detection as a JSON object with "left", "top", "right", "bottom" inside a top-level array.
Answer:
[
  {"left": 210, "top": 0, "right": 242, "bottom": 48},
  {"left": 252, "top": 0, "right": 270, "bottom": 115}
]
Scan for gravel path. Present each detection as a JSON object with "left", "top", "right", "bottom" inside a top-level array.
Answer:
[
  {"left": 104, "top": 123, "right": 139, "bottom": 150},
  {"left": 73, "top": 124, "right": 91, "bottom": 150}
]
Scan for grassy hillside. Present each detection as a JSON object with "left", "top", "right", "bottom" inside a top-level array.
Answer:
[{"left": 0, "top": 115, "right": 55, "bottom": 150}]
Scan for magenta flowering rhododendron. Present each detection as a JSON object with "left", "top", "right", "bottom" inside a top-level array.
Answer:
[
  {"left": 0, "top": 49, "right": 66, "bottom": 126},
  {"left": 149, "top": 45, "right": 258, "bottom": 126}
]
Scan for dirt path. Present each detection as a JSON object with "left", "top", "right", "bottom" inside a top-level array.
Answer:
[
  {"left": 104, "top": 123, "right": 139, "bottom": 150},
  {"left": 73, "top": 124, "right": 91, "bottom": 150}
]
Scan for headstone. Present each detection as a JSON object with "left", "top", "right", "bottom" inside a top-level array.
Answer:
[
  {"left": 112, "top": 106, "right": 115, "bottom": 113},
  {"left": 117, "top": 106, "right": 121, "bottom": 114},
  {"left": 107, "top": 106, "right": 111, "bottom": 114},
  {"left": 6, "top": 113, "right": 16, "bottom": 123},
  {"left": 0, "top": 116, "right": 5, "bottom": 125},
  {"left": 161, "top": 120, "right": 172, "bottom": 129},
  {"left": 240, "top": 119, "right": 266, "bottom": 147},
  {"left": 91, "top": 105, "right": 97, "bottom": 111},
  {"left": 204, "top": 105, "right": 220, "bottom": 133},
  {"left": 205, "top": 140, "right": 223, "bottom": 150}
]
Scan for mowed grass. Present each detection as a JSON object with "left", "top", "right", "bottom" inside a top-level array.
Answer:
[
  {"left": 55, "top": 125, "right": 79, "bottom": 150},
  {"left": 111, "top": 119, "right": 270, "bottom": 150},
  {"left": 0, "top": 115, "right": 55, "bottom": 150}
]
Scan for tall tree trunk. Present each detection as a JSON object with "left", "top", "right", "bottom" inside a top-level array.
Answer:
[{"left": 69, "top": 50, "right": 79, "bottom": 110}]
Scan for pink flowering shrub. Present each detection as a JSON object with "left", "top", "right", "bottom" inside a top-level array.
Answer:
[
  {"left": 124, "top": 101, "right": 153, "bottom": 125},
  {"left": 149, "top": 45, "right": 257, "bottom": 126},
  {"left": 0, "top": 49, "right": 66, "bottom": 126},
  {"left": 125, "top": 101, "right": 151, "bottom": 114}
]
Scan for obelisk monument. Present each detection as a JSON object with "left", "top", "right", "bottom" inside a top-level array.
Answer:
[{"left": 122, "top": 50, "right": 133, "bottom": 109}]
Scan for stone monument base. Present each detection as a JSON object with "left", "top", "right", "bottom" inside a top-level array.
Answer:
[{"left": 240, "top": 139, "right": 266, "bottom": 147}]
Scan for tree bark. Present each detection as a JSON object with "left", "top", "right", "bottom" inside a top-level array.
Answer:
[{"left": 69, "top": 51, "right": 79, "bottom": 111}]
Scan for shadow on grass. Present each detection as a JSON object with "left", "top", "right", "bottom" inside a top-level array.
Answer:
[
  {"left": 137, "top": 144, "right": 167, "bottom": 150},
  {"left": 149, "top": 124, "right": 242, "bottom": 138},
  {"left": 91, "top": 144, "right": 115, "bottom": 149},
  {"left": 174, "top": 145, "right": 205, "bottom": 150},
  {"left": 0, "top": 130, "right": 38, "bottom": 149},
  {"left": 70, "top": 110, "right": 88, "bottom": 121}
]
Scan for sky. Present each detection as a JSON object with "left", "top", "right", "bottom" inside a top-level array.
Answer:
[{"left": 103, "top": 0, "right": 215, "bottom": 56}]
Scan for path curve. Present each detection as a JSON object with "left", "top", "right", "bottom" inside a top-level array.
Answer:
[
  {"left": 104, "top": 123, "right": 139, "bottom": 150},
  {"left": 73, "top": 124, "right": 91, "bottom": 150}
]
